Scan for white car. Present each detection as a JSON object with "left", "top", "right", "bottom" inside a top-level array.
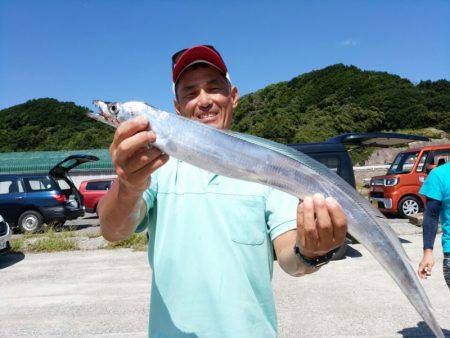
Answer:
[{"left": 0, "top": 214, "right": 11, "bottom": 253}]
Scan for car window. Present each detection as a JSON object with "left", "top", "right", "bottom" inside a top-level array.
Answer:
[
  {"left": 306, "top": 154, "right": 340, "bottom": 173},
  {"left": 387, "top": 151, "right": 419, "bottom": 175},
  {"left": 431, "top": 149, "right": 450, "bottom": 167},
  {"left": 23, "top": 177, "right": 58, "bottom": 192},
  {"left": 86, "top": 180, "right": 113, "bottom": 191},
  {"left": 56, "top": 179, "right": 71, "bottom": 190},
  {"left": 416, "top": 151, "right": 429, "bottom": 173},
  {"left": 0, "top": 178, "right": 25, "bottom": 194}
]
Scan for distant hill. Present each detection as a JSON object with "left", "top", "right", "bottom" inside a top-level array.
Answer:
[
  {"left": 0, "top": 98, "right": 115, "bottom": 152},
  {"left": 232, "top": 64, "right": 450, "bottom": 144},
  {"left": 1, "top": 64, "right": 449, "bottom": 155}
]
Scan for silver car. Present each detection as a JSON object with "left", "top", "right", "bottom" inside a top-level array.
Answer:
[{"left": 0, "top": 213, "right": 11, "bottom": 253}]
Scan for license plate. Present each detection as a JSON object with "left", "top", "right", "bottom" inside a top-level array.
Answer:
[
  {"left": 371, "top": 200, "right": 379, "bottom": 208},
  {"left": 0, "top": 241, "right": 7, "bottom": 250}
]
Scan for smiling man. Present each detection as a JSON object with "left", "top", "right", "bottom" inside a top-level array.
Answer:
[{"left": 98, "top": 45, "right": 347, "bottom": 337}]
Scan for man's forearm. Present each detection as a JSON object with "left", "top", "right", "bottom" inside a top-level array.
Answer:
[
  {"left": 423, "top": 198, "right": 441, "bottom": 250},
  {"left": 98, "top": 179, "right": 147, "bottom": 242},
  {"left": 277, "top": 244, "right": 318, "bottom": 277}
]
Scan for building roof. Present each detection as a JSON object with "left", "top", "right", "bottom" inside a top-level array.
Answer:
[{"left": 0, "top": 149, "right": 113, "bottom": 173}]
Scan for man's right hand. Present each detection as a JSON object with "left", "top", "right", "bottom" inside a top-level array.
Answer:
[
  {"left": 98, "top": 115, "right": 169, "bottom": 242},
  {"left": 418, "top": 249, "right": 435, "bottom": 279},
  {"left": 110, "top": 115, "right": 169, "bottom": 194}
]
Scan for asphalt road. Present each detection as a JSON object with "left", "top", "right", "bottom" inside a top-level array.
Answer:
[{"left": 1, "top": 227, "right": 450, "bottom": 337}]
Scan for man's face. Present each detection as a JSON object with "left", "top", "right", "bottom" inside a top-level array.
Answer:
[{"left": 174, "top": 65, "right": 238, "bottom": 130}]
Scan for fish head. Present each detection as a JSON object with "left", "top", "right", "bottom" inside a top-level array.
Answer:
[{"left": 89, "top": 100, "right": 128, "bottom": 127}]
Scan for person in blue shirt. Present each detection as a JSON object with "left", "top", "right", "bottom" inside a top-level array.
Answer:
[
  {"left": 98, "top": 45, "right": 348, "bottom": 337},
  {"left": 418, "top": 161, "right": 450, "bottom": 289}
]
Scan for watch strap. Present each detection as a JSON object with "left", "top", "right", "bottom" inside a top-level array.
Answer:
[{"left": 294, "top": 245, "right": 336, "bottom": 268}]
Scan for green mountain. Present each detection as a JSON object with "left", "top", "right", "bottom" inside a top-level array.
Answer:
[
  {"left": 0, "top": 98, "right": 115, "bottom": 152},
  {"left": 1, "top": 64, "right": 449, "bottom": 154},
  {"left": 232, "top": 64, "right": 450, "bottom": 144}
]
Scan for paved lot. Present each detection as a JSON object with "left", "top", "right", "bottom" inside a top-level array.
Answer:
[{"left": 1, "top": 224, "right": 450, "bottom": 337}]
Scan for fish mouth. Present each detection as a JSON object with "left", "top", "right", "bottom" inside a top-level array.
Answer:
[{"left": 89, "top": 100, "right": 120, "bottom": 127}]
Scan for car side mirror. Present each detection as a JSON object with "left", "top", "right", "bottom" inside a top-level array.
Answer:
[{"left": 426, "top": 164, "right": 437, "bottom": 172}]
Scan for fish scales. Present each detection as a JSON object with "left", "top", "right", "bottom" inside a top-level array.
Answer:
[{"left": 89, "top": 100, "right": 444, "bottom": 337}]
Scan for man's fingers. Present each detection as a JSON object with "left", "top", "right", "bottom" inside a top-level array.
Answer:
[
  {"left": 326, "top": 197, "right": 347, "bottom": 245},
  {"left": 296, "top": 202, "right": 306, "bottom": 249},
  {"left": 112, "top": 115, "right": 149, "bottom": 149},
  {"left": 123, "top": 146, "right": 164, "bottom": 174},
  {"left": 124, "top": 153, "right": 170, "bottom": 184},
  {"left": 313, "top": 193, "right": 333, "bottom": 248},
  {"left": 302, "top": 196, "right": 318, "bottom": 251},
  {"left": 114, "top": 131, "right": 155, "bottom": 167}
]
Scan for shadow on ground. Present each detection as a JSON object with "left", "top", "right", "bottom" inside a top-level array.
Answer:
[
  {"left": 0, "top": 251, "right": 25, "bottom": 270},
  {"left": 344, "top": 245, "right": 362, "bottom": 258},
  {"left": 398, "top": 321, "right": 450, "bottom": 337}
]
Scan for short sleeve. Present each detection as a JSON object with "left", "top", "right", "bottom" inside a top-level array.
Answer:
[
  {"left": 265, "top": 188, "right": 298, "bottom": 241},
  {"left": 135, "top": 174, "right": 158, "bottom": 233},
  {"left": 419, "top": 170, "right": 444, "bottom": 202}
]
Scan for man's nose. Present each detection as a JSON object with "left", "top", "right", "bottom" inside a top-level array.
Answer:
[{"left": 198, "top": 89, "right": 213, "bottom": 110}]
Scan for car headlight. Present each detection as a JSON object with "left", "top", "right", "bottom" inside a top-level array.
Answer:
[
  {"left": 0, "top": 214, "right": 3, "bottom": 222},
  {"left": 384, "top": 178, "right": 399, "bottom": 186}
]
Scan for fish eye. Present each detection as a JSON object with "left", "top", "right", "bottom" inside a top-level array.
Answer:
[{"left": 109, "top": 104, "right": 118, "bottom": 114}]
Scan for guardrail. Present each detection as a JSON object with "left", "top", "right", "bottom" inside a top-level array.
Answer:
[{"left": 353, "top": 165, "right": 390, "bottom": 171}]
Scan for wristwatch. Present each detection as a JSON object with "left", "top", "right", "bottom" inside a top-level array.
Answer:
[{"left": 293, "top": 244, "right": 336, "bottom": 269}]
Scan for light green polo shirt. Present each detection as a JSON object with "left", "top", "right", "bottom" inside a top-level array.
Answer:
[{"left": 136, "top": 158, "right": 298, "bottom": 338}]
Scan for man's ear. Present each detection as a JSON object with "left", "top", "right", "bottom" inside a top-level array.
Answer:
[
  {"left": 231, "top": 86, "right": 239, "bottom": 109},
  {"left": 174, "top": 99, "right": 182, "bottom": 116}
]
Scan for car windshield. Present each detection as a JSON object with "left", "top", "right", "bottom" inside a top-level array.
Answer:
[{"left": 387, "top": 151, "right": 419, "bottom": 175}]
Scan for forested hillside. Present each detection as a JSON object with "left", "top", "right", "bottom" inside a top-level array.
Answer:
[
  {"left": 232, "top": 64, "right": 450, "bottom": 143},
  {"left": 1, "top": 64, "right": 449, "bottom": 153},
  {"left": 0, "top": 98, "right": 115, "bottom": 152}
]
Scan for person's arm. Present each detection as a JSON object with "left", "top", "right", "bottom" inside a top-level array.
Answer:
[
  {"left": 98, "top": 115, "right": 169, "bottom": 242},
  {"left": 418, "top": 198, "right": 442, "bottom": 279},
  {"left": 274, "top": 194, "right": 347, "bottom": 277}
]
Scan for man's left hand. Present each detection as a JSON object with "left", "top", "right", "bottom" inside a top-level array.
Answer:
[{"left": 296, "top": 193, "right": 347, "bottom": 259}]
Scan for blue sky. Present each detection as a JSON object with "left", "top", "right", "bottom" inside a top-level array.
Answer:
[{"left": 1, "top": 0, "right": 449, "bottom": 112}]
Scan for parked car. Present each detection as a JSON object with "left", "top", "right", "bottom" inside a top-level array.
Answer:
[
  {"left": 0, "top": 213, "right": 11, "bottom": 253},
  {"left": 79, "top": 178, "right": 114, "bottom": 213},
  {"left": 0, "top": 154, "right": 99, "bottom": 233},
  {"left": 288, "top": 132, "right": 429, "bottom": 259},
  {"left": 369, "top": 144, "right": 450, "bottom": 218}
]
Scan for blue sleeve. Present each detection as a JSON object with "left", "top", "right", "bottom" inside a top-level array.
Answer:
[
  {"left": 265, "top": 188, "right": 298, "bottom": 241},
  {"left": 135, "top": 174, "right": 158, "bottom": 233},
  {"left": 419, "top": 170, "right": 444, "bottom": 201},
  {"left": 422, "top": 198, "right": 442, "bottom": 250}
]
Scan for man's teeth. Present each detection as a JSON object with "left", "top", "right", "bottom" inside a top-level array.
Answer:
[{"left": 198, "top": 112, "right": 217, "bottom": 119}]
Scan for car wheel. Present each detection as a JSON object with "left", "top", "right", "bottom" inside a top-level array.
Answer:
[
  {"left": 398, "top": 196, "right": 421, "bottom": 218},
  {"left": 18, "top": 210, "right": 43, "bottom": 233}
]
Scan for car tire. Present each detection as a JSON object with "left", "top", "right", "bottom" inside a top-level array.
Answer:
[
  {"left": 18, "top": 210, "right": 43, "bottom": 234},
  {"left": 398, "top": 196, "right": 422, "bottom": 218}
]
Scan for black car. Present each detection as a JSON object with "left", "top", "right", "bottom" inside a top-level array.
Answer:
[{"left": 0, "top": 154, "right": 98, "bottom": 233}]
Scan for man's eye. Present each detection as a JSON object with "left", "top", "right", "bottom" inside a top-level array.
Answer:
[{"left": 183, "top": 92, "right": 196, "bottom": 99}]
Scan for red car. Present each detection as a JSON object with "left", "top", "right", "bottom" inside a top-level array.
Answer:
[{"left": 79, "top": 178, "right": 114, "bottom": 214}]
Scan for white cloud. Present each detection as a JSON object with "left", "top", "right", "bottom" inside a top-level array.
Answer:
[{"left": 340, "top": 39, "right": 358, "bottom": 47}]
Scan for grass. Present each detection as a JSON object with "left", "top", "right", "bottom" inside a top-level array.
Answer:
[
  {"left": 11, "top": 229, "right": 79, "bottom": 253},
  {"left": 107, "top": 232, "right": 148, "bottom": 251}
]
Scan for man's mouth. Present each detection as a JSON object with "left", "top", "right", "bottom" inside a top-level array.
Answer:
[{"left": 197, "top": 111, "right": 219, "bottom": 122}]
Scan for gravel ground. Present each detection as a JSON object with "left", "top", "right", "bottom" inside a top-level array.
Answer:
[{"left": 1, "top": 219, "right": 450, "bottom": 337}]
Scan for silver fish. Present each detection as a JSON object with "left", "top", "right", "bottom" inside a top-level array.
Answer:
[{"left": 89, "top": 100, "right": 444, "bottom": 337}]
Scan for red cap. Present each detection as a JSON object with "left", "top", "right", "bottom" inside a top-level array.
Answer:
[{"left": 172, "top": 45, "right": 229, "bottom": 85}]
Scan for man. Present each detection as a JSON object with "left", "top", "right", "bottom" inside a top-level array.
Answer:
[
  {"left": 418, "top": 161, "right": 450, "bottom": 290},
  {"left": 98, "top": 45, "right": 348, "bottom": 337}
]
